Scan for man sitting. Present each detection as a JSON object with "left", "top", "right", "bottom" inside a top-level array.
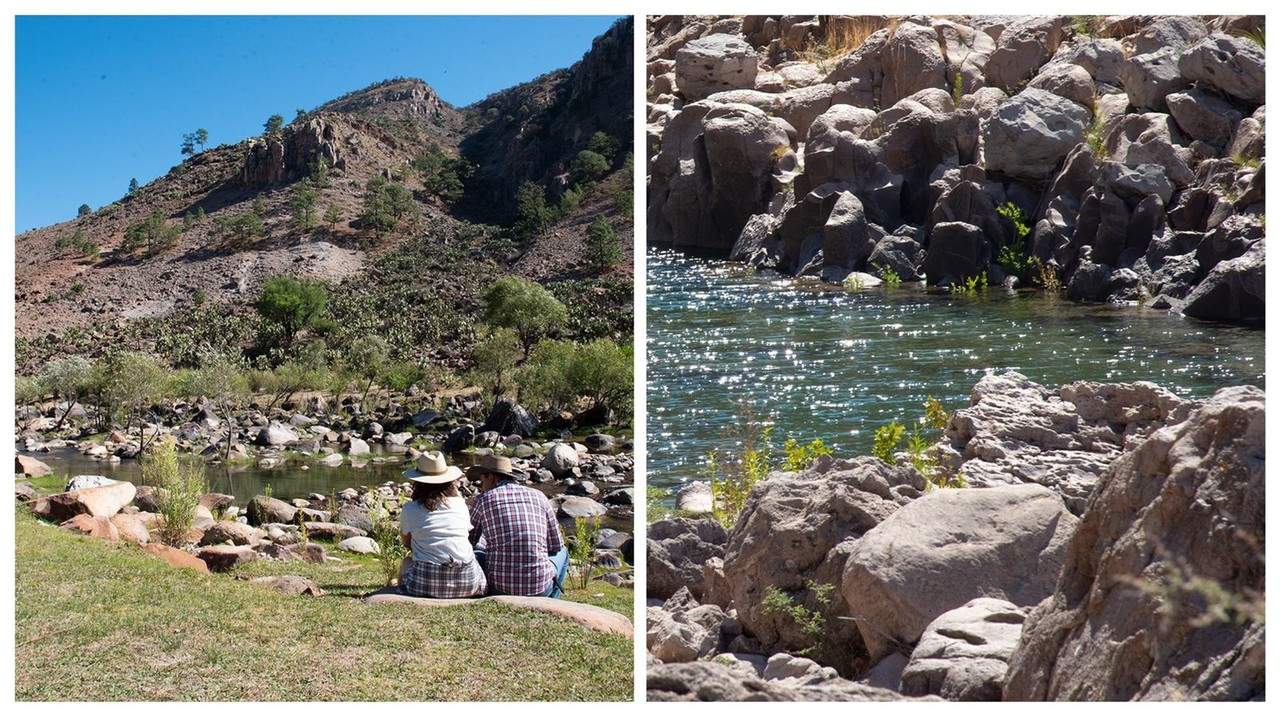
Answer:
[{"left": 467, "top": 455, "right": 569, "bottom": 597}]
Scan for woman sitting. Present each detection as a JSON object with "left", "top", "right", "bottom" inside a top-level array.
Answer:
[{"left": 397, "top": 452, "right": 486, "bottom": 598}]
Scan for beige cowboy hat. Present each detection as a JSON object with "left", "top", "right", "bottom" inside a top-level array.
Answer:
[
  {"left": 402, "top": 451, "right": 464, "bottom": 484},
  {"left": 465, "top": 454, "right": 524, "bottom": 481}
]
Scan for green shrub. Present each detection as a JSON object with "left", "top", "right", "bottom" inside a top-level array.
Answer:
[
  {"left": 707, "top": 405, "right": 772, "bottom": 528},
  {"left": 570, "top": 517, "right": 601, "bottom": 590},
  {"left": 255, "top": 276, "right": 329, "bottom": 344},
  {"left": 873, "top": 421, "right": 904, "bottom": 464},
  {"left": 482, "top": 276, "right": 569, "bottom": 357},
  {"left": 782, "top": 437, "right": 832, "bottom": 471},
  {"left": 761, "top": 581, "right": 834, "bottom": 655},
  {"left": 122, "top": 210, "right": 181, "bottom": 253},
  {"left": 570, "top": 150, "right": 610, "bottom": 186},
  {"left": 875, "top": 263, "right": 902, "bottom": 288},
  {"left": 144, "top": 440, "right": 209, "bottom": 547},
  {"left": 369, "top": 494, "right": 407, "bottom": 585}
]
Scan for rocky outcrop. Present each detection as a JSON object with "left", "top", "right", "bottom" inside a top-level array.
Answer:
[
  {"left": 724, "top": 456, "right": 924, "bottom": 671},
  {"left": 647, "top": 14, "right": 1266, "bottom": 324},
  {"left": 1004, "top": 385, "right": 1265, "bottom": 700},
  {"left": 648, "top": 517, "right": 728, "bottom": 601},
  {"left": 935, "top": 371, "right": 1187, "bottom": 514},
  {"left": 647, "top": 660, "right": 940, "bottom": 701},
  {"left": 841, "top": 484, "right": 1076, "bottom": 663}
]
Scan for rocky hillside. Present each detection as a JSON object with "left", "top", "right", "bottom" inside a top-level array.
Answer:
[
  {"left": 646, "top": 15, "right": 1263, "bottom": 323},
  {"left": 16, "top": 18, "right": 633, "bottom": 373}
]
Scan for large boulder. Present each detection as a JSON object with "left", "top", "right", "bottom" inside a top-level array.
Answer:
[
  {"left": 935, "top": 371, "right": 1185, "bottom": 514},
  {"left": 724, "top": 456, "right": 924, "bottom": 671},
  {"left": 841, "top": 483, "right": 1078, "bottom": 663},
  {"left": 246, "top": 495, "right": 298, "bottom": 526},
  {"left": 983, "top": 16, "right": 1065, "bottom": 91},
  {"left": 674, "top": 34, "right": 759, "bottom": 101},
  {"left": 1166, "top": 88, "right": 1244, "bottom": 148},
  {"left": 196, "top": 545, "right": 258, "bottom": 572},
  {"left": 1182, "top": 239, "right": 1265, "bottom": 322},
  {"left": 1005, "top": 385, "right": 1265, "bottom": 701},
  {"left": 1120, "top": 47, "right": 1189, "bottom": 112},
  {"left": 1179, "top": 33, "right": 1266, "bottom": 105},
  {"left": 647, "top": 588, "right": 729, "bottom": 663},
  {"left": 254, "top": 421, "right": 299, "bottom": 447},
  {"left": 541, "top": 442, "right": 580, "bottom": 476},
  {"left": 35, "top": 481, "right": 137, "bottom": 523},
  {"left": 480, "top": 398, "right": 538, "bottom": 437},
  {"left": 16, "top": 454, "right": 51, "bottom": 478},
  {"left": 983, "top": 88, "right": 1091, "bottom": 180},
  {"left": 198, "top": 520, "right": 267, "bottom": 547},
  {"left": 648, "top": 518, "right": 728, "bottom": 602},
  {"left": 899, "top": 598, "right": 1027, "bottom": 701},
  {"left": 880, "top": 22, "right": 947, "bottom": 107},
  {"left": 60, "top": 514, "right": 120, "bottom": 541},
  {"left": 922, "top": 221, "right": 988, "bottom": 284}
]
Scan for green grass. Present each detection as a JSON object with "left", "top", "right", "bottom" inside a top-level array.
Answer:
[{"left": 14, "top": 510, "right": 632, "bottom": 701}]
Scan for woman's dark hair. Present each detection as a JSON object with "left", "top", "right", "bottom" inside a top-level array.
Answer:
[{"left": 411, "top": 480, "right": 459, "bottom": 511}]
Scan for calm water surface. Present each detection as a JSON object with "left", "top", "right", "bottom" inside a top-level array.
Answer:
[{"left": 646, "top": 248, "right": 1265, "bottom": 492}]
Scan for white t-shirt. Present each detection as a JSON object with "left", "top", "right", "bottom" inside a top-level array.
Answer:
[{"left": 399, "top": 496, "right": 476, "bottom": 564}]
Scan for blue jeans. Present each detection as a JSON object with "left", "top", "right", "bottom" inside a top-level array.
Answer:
[
  {"left": 473, "top": 545, "right": 570, "bottom": 598},
  {"left": 543, "top": 545, "right": 570, "bottom": 598}
]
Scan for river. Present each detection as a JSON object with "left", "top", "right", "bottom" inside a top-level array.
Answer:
[{"left": 646, "top": 247, "right": 1265, "bottom": 493}]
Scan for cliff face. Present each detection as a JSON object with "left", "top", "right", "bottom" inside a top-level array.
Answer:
[{"left": 461, "top": 17, "right": 634, "bottom": 216}]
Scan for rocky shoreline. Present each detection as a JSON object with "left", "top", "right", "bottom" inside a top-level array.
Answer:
[
  {"left": 646, "top": 15, "right": 1264, "bottom": 322},
  {"left": 16, "top": 394, "right": 635, "bottom": 586},
  {"left": 647, "top": 371, "right": 1263, "bottom": 701}
]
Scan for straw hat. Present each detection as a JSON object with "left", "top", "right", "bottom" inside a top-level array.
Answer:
[
  {"left": 466, "top": 454, "right": 524, "bottom": 481},
  {"left": 402, "top": 451, "right": 463, "bottom": 484}
]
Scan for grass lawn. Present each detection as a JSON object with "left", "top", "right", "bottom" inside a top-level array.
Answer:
[{"left": 14, "top": 509, "right": 634, "bottom": 701}]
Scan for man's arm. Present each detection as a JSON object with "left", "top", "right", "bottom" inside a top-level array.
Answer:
[
  {"left": 469, "top": 498, "right": 484, "bottom": 546},
  {"left": 545, "top": 499, "right": 564, "bottom": 555}
]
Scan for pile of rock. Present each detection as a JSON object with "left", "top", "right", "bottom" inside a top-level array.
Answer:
[
  {"left": 647, "top": 15, "right": 1264, "bottom": 321},
  {"left": 646, "top": 372, "right": 1264, "bottom": 701}
]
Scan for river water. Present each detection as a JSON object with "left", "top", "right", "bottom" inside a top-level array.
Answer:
[{"left": 646, "top": 248, "right": 1265, "bottom": 493}]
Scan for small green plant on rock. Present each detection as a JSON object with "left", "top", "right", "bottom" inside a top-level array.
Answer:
[
  {"left": 842, "top": 273, "right": 866, "bottom": 291},
  {"left": 950, "top": 72, "right": 965, "bottom": 104},
  {"left": 873, "top": 421, "right": 904, "bottom": 464},
  {"left": 783, "top": 437, "right": 832, "bottom": 472},
  {"left": 761, "top": 581, "right": 834, "bottom": 655},
  {"left": 950, "top": 272, "right": 989, "bottom": 296},
  {"left": 874, "top": 263, "right": 902, "bottom": 288}
]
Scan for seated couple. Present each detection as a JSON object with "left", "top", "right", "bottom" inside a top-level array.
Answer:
[{"left": 397, "top": 452, "right": 570, "bottom": 600}]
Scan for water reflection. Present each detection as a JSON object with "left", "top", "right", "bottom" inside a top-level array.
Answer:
[{"left": 646, "top": 248, "right": 1265, "bottom": 492}]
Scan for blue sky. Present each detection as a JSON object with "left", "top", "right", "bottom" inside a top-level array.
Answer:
[{"left": 14, "top": 15, "right": 625, "bottom": 232}]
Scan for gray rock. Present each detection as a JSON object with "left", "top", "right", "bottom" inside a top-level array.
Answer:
[
  {"left": 557, "top": 496, "right": 607, "bottom": 520},
  {"left": 1182, "top": 239, "right": 1265, "bottom": 322},
  {"left": 1027, "top": 62, "right": 1095, "bottom": 109},
  {"left": 255, "top": 421, "right": 299, "bottom": 447},
  {"left": 65, "top": 475, "right": 116, "bottom": 491},
  {"left": 983, "top": 16, "right": 1065, "bottom": 91},
  {"left": 541, "top": 442, "right": 580, "bottom": 476},
  {"left": 725, "top": 456, "right": 924, "bottom": 671},
  {"left": 648, "top": 518, "right": 727, "bottom": 602},
  {"left": 1166, "top": 88, "right": 1244, "bottom": 148},
  {"left": 480, "top": 398, "right": 538, "bottom": 437},
  {"left": 881, "top": 22, "right": 947, "bottom": 107},
  {"left": 246, "top": 495, "right": 298, "bottom": 526},
  {"left": 674, "top": 34, "right": 759, "bottom": 101},
  {"left": 1120, "top": 47, "right": 1189, "bottom": 112},
  {"left": 1130, "top": 16, "right": 1208, "bottom": 55},
  {"left": 983, "top": 88, "right": 1091, "bottom": 180},
  {"left": 1179, "top": 33, "right": 1266, "bottom": 105},
  {"left": 336, "top": 536, "right": 379, "bottom": 554},
  {"left": 922, "top": 221, "right": 989, "bottom": 285},
  {"left": 1005, "top": 386, "right": 1265, "bottom": 700},
  {"left": 841, "top": 483, "right": 1077, "bottom": 663},
  {"left": 647, "top": 660, "right": 939, "bottom": 701},
  {"left": 441, "top": 425, "right": 474, "bottom": 453},
  {"left": 198, "top": 520, "right": 266, "bottom": 547},
  {"left": 900, "top": 598, "right": 1026, "bottom": 701},
  {"left": 675, "top": 481, "right": 713, "bottom": 514}
]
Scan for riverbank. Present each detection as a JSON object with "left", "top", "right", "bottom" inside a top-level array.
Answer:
[
  {"left": 14, "top": 509, "right": 632, "bottom": 701},
  {"left": 646, "top": 371, "right": 1264, "bottom": 701}
]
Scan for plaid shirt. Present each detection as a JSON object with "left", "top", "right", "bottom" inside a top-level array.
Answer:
[{"left": 470, "top": 482, "right": 564, "bottom": 596}]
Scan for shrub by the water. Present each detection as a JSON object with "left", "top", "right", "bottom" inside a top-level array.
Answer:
[
  {"left": 571, "top": 517, "right": 601, "bottom": 590},
  {"left": 144, "top": 440, "right": 209, "bottom": 547}
]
